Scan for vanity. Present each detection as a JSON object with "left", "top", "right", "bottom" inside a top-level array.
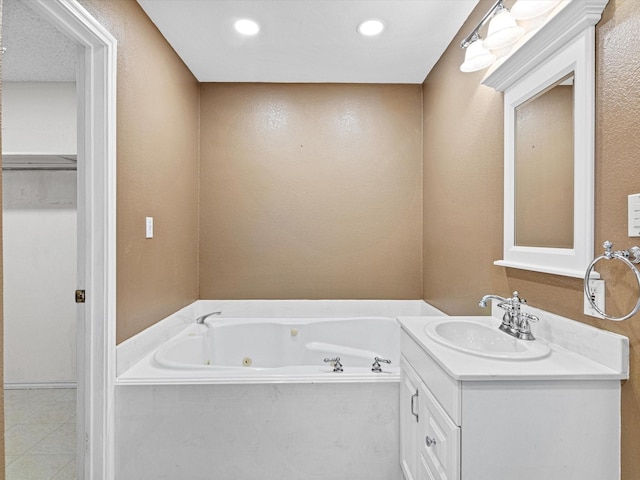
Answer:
[
  {"left": 396, "top": 1, "right": 627, "bottom": 477},
  {"left": 398, "top": 308, "right": 628, "bottom": 480}
]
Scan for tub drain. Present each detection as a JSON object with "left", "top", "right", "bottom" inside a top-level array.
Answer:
[{"left": 242, "top": 357, "right": 252, "bottom": 367}]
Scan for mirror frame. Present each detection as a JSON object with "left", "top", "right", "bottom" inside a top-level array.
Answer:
[{"left": 482, "top": 0, "right": 608, "bottom": 278}]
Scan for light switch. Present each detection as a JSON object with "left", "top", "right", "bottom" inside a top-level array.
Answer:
[
  {"left": 628, "top": 194, "right": 640, "bottom": 237},
  {"left": 146, "top": 216, "right": 154, "bottom": 239}
]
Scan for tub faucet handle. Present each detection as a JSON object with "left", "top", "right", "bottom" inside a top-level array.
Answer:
[
  {"left": 371, "top": 357, "right": 391, "bottom": 372},
  {"left": 324, "top": 357, "right": 343, "bottom": 372}
]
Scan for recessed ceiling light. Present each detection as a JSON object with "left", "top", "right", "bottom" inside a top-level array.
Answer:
[
  {"left": 234, "top": 19, "right": 260, "bottom": 36},
  {"left": 357, "top": 19, "right": 385, "bottom": 36}
]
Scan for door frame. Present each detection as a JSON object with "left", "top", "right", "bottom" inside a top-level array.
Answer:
[{"left": 25, "top": 1, "right": 117, "bottom": 478}]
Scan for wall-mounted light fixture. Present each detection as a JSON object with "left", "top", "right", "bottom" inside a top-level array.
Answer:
[
  {"left": 460, "top": 0, "right": 561, "bottom": 73},
  {"left": 460, "top": 33, "right": 496, "bottom": 72}
]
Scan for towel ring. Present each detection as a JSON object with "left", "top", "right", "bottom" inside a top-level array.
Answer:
[{"left": 584, "top": 241, "right": 640, "bottom": 321}]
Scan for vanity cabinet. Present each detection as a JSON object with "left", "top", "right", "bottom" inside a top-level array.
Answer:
[{"left": 400, "top": 327, "right": 623, "bottom": 480}]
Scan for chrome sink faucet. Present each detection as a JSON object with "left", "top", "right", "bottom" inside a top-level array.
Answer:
[{"left": 479, "top": 291, "right": 539, "bottom": 340}]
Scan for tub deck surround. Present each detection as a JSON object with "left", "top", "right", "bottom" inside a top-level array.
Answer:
[
  {"left": 116, "top": 382, "right": 402, "bottom": 480},
  {"left": 114, "top": 300, "right": 441, "bottom": 480},
  {"left": 116, "top": 299, "right": 443, "bottom": 377},
  {"left": 119, "top": 316, "right": 402, "bottom": 385}
]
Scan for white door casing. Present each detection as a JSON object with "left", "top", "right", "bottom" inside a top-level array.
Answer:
[{"left": 23, "top": 1, "right": 117, "bottom": 479}]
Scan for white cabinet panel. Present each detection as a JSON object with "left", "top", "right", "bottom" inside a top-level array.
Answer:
[
  {"left": 419, "top": 383, "right": 460, "bottom": 480},
  {"left": 460, "top": 381, "right": 621, "bottom": 480},
  {"left": 400, "top": 358, "right": 421, "bottom": 480},
  {"left": 401, "top": 331, "right": 460, "bottom": 423},
  {"left": 418, "top": 454, "right": 438, "bottom": 480}
]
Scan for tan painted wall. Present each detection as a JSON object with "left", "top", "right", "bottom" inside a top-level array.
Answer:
[
  {"left": 199, "top": 83, "right": 423, "bottom": 299},
  {"left": 423, "top": 1, "right": 640, "bottom": 478},
  {"left": 78, "top": 0, "right": 200, "bottom": 343}
]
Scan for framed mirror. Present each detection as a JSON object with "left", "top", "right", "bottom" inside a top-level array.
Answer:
[{"left": 482, "top": 0, "right": 607, "bottom": 278}]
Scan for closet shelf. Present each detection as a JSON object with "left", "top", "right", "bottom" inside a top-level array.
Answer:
[{"left": 2, "top": 153, "right": 77, "bottom": 170}]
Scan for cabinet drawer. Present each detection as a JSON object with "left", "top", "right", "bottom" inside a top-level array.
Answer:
[
  {"left": 419, "top": 383, "right": 460, "bottom": 480},
  {"left": 401, "top": 331, "right": 461, "bottom": 424}
]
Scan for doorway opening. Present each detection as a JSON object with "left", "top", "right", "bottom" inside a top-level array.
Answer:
[
  {"left": 2, "top": 1, "right": 116, "bottom": 479},
  {"left": 3, "top": 86, "right": 79, "bottom": 478}
]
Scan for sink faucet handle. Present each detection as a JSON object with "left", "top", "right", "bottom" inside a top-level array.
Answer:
[
  {"left": 499, "top": 292, "right": 526, "bottom": 315},
  {"left": 511, "top": 291, "right": 527, "bottom": 305},
  {"left": 497, "top": 301, "right": 514, "bottom": 312},
  {"left": 517, "top": 312, "right": 539, "bottom": 340},
  {"left": 497, "top": 300, "right": 520, "bottom": 318}
]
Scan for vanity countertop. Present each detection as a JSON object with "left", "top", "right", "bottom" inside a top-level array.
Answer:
[{"left": 398, "top": 314, "right": 629, "bottom": 382}]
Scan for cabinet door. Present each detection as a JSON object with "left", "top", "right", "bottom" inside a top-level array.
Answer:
[
  {"left": 418, "top": 454, "right": 438, "bottom": 480},
  {"left": 400, "top": 358, "right": 421, "bottom": 480},
  {"left": 419, "top": 383, "right": 460, "bottom": 480}
]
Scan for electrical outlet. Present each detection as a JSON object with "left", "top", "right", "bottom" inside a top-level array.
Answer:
[{"left": 584, "top": 279, "right": 605, "bottom": 318}]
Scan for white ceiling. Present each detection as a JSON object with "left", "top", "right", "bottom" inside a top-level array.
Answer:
[
  {"left": 1, "top": 0, "right": 479, "bottom": 84},
  {"left": 136, "top": 0, "right": 479, "bottom": 84},
  {"left": 2, "top": 0, "right": 77, "bottom": 82}
]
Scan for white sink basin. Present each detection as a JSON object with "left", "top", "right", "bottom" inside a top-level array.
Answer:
[{"left": 424, "top": 319, "right": 551, "bottom": 360}]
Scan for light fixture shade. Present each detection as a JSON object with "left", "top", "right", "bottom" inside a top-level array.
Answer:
[
  {"left": 460, "top": 38, "right": 496, "bottom": 73},
  {"left": 483, "top": 9, "right": 524, "bottom": 50}
]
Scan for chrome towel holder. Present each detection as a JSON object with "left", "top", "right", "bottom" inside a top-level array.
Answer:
[{"left": 584, "top": 241, "right": 640, "bottom": 321}]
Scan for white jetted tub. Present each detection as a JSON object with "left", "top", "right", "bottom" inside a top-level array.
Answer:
[
  {"left": 152, "top": 316, "right": 400, "bottom": 380},
  {"left": 115, "top": 300, "right": 444, "bottom": 480}
]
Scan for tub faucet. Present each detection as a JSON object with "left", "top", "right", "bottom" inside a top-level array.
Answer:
[
  {"left": 324, "top": 357, "right": 343, "bottom": 372},
  {"left": 479, "top": 291, "right": 539, "bottom": 340},
  {"left": 371, "top": 357, "right": 391, "bottom": 373},
  {"left": 195, "top": 311, "right": 222, "bottom": 324}
]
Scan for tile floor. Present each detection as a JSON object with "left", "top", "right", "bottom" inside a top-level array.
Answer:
[{"left": 4, "top": 388, "right": 76, "bottom": 480}]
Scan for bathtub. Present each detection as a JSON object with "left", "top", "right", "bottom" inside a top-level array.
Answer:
[
  {"left": 152, "top": 316, "right": 400, "bottom": 381},
  {"left": 115, "top": 300, "right": 444, "bottom": 480}
]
